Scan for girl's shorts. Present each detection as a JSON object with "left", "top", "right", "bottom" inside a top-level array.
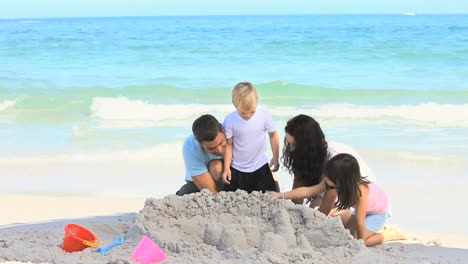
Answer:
[
  {"left": 351, "top": 207, "right": 391, "bottom": 233},
  {"left": 365, "top": 213, "right": 390, "bottom": 233}
]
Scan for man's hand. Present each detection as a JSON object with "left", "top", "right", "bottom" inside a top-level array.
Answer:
[{"left": 191, "top": 171, "right": 218, "bottom": 194}]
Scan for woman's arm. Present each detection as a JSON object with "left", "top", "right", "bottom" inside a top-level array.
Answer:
[
  {"left": 283, "top": 181, "right": 326, "bottom": 200},
  {"left": 291, "top": 176, "right": 309, "bottom": 204}
]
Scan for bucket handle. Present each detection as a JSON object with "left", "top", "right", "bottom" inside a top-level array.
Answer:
[{"left": 83, "top": 236, "right": 100, "bottom": 248}]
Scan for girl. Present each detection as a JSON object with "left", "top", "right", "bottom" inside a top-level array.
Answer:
[{"left": 275, "top": 153, "right": 405, "bottom": 247}]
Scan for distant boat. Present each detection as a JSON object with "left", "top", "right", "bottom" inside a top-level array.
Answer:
[{"left": 403, "top": 12, "right": 416, "bottom": 16}]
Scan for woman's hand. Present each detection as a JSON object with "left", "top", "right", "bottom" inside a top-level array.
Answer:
[{"left": 266, "top": 191, "right": 283, "bottom": 199}]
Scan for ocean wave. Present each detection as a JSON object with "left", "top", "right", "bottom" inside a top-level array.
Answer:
[
  {"left": 0, "top": 100, "right": 16, "bottom": 111},
  {"left": 304, "top": 103, "right": 468, "bottom": 127},
  {"left": 90, "top": 97, "right": 468, "bottom": 128},
  {"left": 3, "top": 82, "right": 468, "bottom": 103},
  {"left": 90, "top": 97, "right": 234, "bottom": 128},
  {"left": 3, "top": 84, "right": 467, "bottom": 125}
]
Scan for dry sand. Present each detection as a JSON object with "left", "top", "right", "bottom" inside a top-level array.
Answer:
[
  {"left": 1, "top": 190, "right": 467, "bottom": 263},
  {"left": 0, "top": 195, "right": 144, "bottom": 226}
]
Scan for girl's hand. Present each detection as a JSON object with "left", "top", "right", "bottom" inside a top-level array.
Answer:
[{"left": 222, "top": 169, "right": 231, "bottom": 184}]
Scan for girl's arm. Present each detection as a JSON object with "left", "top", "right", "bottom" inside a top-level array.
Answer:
[
  {"left": 222, "top": 138, "right": 233, "bottom": 184},
  {"left": 355, "top": 184, "right": 371, "bottom": 240},
  {"left": 317, "top": 188, "right": 338, "bottom": 215},
  {"left": 268, "top": 131, "right": 280, "bottom": 172}
]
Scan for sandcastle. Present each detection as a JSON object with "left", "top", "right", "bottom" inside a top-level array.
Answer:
[
  {"left": 130, "top": 189, "right": 367, "bottom": 263},
  {"left": 0, "top": 190, "right": 375, "bottom": 264}
]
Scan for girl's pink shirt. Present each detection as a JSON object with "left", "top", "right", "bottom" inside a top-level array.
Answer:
[{"left": 366, "top": 182, "right": 389, "bottom": 214}]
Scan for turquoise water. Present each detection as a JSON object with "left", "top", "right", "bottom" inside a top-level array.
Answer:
[
  {"left": 2, "top": 15, "right": 468, "bottom": 90},
  {"left": 1, "top": 15, "right": 467, "bottom": 233},
  {"left": 1, "top": 15, "right": 467, "bottom": 158}
]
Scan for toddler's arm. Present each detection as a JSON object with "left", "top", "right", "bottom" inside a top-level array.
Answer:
[
  {"left": 268, "top": 131, "right": 280, "bottom": 172},
  {"left": 222, "top": 138, "right": 233, "bottom": 184}
]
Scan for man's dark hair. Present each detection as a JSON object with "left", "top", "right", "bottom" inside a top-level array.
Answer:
[{"left": 192, "top": 114, "right": 223, "bottom": 142}]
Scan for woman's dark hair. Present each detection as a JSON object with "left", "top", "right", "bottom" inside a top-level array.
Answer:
[
  {"left": 281, "top": 114, "right": 327, "bottom": 186},
  {"left": 192, "top": 114, "right": 223, "bottom": 142},
  {"left": 325, "top": 153, "right": 369, "bottom": 210}
]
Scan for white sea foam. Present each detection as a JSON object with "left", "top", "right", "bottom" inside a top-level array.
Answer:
[
  {"left": 90, "top": 98, "right": 468, "bottom": 128},
  {"left": 0, "top": 100, "right": 16, "bottom": 112},
  {"left": 90, "top": 97, "right": 234, "bottom": 128},
  {"left": 308, "top": 103, "right": 468, "bottom": 127}
]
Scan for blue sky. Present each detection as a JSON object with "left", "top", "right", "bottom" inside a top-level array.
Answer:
[{"left": 1, "top": 0, "right": 467, "bottom": 19}]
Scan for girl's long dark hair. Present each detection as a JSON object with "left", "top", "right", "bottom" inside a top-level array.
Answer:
[
  {"left": 281, "top": 114, "right": 327, "bottom": 186},
  {"left": 325, "top": 153, "right": 370, "bottom": 211}
]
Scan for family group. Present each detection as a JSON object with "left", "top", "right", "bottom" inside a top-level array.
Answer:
[{"left": 176, "top": 82, "right": 405, "bottom": 247}]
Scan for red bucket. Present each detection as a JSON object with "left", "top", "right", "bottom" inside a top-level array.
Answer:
[{"left": 62, "top": 224, "right": 100, "bottom": 253}]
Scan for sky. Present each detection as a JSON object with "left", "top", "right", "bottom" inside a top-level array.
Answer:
[{"left": 1, "top": 0, "right": 467, "bottom": 19}]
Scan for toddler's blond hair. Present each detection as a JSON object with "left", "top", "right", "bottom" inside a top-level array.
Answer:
[{"left": 232, "top": 82, "right": 258, "bottom": 111}]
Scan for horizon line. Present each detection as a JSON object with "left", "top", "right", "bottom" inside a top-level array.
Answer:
[{"left": 1, "top": 13, "right": 468, "bottom": 20}]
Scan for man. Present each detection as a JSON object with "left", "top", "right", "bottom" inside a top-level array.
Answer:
[{"left": 176, "top": 114, "right": 227, "bottom": 195}]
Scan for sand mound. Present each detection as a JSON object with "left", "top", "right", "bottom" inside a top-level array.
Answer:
[
  {"left": 1, "top": 190, "right": 394, "bottom": 263},
  {"left": 131, "top": 190, "right": 367, "bottom": 263}
]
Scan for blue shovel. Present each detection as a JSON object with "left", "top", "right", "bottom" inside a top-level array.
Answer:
[{"left": 94, "top": 236, "right": 125, "bottom": 256}]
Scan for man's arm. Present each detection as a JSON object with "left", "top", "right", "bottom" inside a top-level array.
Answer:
[
  {"left": 191, "top": 172, "right": 218, "bottom": 194},
  {"left": 182, "top": 137, "right": 218, "bottom": 194}
]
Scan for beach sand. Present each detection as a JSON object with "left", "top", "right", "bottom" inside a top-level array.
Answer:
[
  {"left": 1, "top": 191, "right": 467, "bottom": 264},
  {"left": 0, "top": 195, "right": 144, "bottom": 227}
]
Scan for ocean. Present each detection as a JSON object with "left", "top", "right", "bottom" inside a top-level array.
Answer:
[{"left": 0, "top": 15, "right": 467, "bottom": 234}]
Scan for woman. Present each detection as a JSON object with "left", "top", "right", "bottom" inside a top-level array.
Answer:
[{"left": 281, "top": 114, "right": 376, "bottom": 208}]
